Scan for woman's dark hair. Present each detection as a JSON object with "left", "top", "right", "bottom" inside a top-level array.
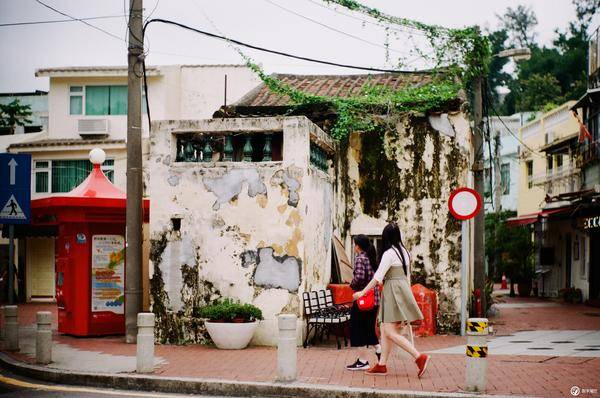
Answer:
[
  {"left": 380, "top": 222, "right": 407, "bottom": 275},
  {"left": 353, "top": 234, "right": 378, "bottom": 272}
]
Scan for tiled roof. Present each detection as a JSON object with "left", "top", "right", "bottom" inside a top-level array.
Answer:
[
  {"left": 235, "top": 72, "right": 435, "bottom": 107},
  {"left": 9, "top": 138, "right": 125, "bottom": 149}
]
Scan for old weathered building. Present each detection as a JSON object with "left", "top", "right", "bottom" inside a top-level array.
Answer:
[{"left": 148, "top": 73, "right": 474, "bottom": 344}]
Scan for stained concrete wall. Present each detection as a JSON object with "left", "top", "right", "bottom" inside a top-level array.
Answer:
[
  {"left": 148, "top": 116, "right": 334, "bottom": 345},
  {"left": 333, "top": 112, "right": 471, "bottom": 332}
]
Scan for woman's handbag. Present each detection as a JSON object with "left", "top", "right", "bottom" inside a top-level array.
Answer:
[{"left": 357, "top": 288, "right": 376, "bottom": 311}]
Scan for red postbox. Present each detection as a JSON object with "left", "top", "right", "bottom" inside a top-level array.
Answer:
[
  {"left": 31, "top": 151, "right": 149, "bottom": 336},
  {"left": 411, "top": 283, "right": 437, "bottom": 337}
]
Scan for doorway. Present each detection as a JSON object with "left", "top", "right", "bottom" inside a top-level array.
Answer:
[
  {"left": 565, "top": 234, "right": 572, "bottom": 288},
  {"left": 589, "top": 231, "right": 600, "bottom": 300}
]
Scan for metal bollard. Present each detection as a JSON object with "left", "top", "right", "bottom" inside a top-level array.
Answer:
[
  {"left": 277, "top": 314, "right": 297, "bottom": 382},
  {"left": 36, "top": 311, "right": 52, "bottom": 364},
  {"left": 136, "top": 313, "right": 155, "bottom": 373},
  {"left": 465, "top": 317, "right": 488, "bottom": 392},
  {"left": 3, "top": 305, "right": 19, "bottom": 351}
]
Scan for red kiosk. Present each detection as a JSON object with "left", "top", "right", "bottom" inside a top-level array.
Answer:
[{"left": 31, "top": 149, "right": 149, "bottom": 336}]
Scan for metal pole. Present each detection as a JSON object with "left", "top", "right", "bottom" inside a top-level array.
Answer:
[
  {"left": 461, "top": 220, "right": 469, "bottom": 336},
  {"left": 493, "top": 129, "right": 502, "bottom": 213},
  {"left": 125, "top": 0, "right": 143, "bottom": 343},
  {"left": 473, "top": 70, "right": 486, "bottom": 314},
  {"left": 8, "top": 225, "right": 14, "bottom": 305}
]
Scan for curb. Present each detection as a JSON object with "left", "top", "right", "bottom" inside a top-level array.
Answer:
[{"left": 0, "top": 352, "right": 527, "bottom": 398}]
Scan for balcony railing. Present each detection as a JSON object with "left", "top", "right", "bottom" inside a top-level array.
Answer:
[
  {"left": 577, "top": 141, "right": 600, "bottom": 168},
  {"left": 310, "top": 142, "right": 329, "bottom": 172},
  {"left": 175, "top": 132, "right": 282, "bottom": 163}
]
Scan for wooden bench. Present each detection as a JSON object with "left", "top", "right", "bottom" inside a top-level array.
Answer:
[{"left": 302, "top": 289, "right": 351, "bottom": 349}]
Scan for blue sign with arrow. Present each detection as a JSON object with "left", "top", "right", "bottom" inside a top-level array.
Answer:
[{"left": 0, "top": 153, "right": 31, "bottom": 224}]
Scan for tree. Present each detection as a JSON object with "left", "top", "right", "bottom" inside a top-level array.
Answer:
[
  {"left": 497, "top": 5, "right": 538, "bottom": 49},
  {"left": 516, "top": 73, "right": 563, "bottom": 112},
  {"left": 487, "top": 29, "right": 513, "bottom": 107},
  {"left": 0, "top": 99, "right": 32, "bottom": 135}
]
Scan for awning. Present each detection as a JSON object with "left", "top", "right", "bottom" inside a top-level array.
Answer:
[
  {"left": 572, "top": 87, "right": 600, "bottom": 110},
  {"left": 1, "top": 224, "right": 58, "bottom": 239},
  {"left": 506, "top": 207, "right": 571, "bottom": 227},
  {"left": 539, "top": 133, "right": 578, "bottom": 154}
]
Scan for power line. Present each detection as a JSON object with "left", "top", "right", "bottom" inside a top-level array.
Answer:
[
  {"left": 263, "top": 0, "right": 410, "bottom": 56},
  {"left": 34, "top": 0, "right": 125, "bottom": 42},
  {"left": 143, "top": 18, "right": 413, "bottom": 73},
  {"left": 0, "top": 14, "right": 125, "bottom": 27}
]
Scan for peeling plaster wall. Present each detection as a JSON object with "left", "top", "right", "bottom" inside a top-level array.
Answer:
[
  {"left": 334, "top": 112, "right": 471, "bottom": 333},
  {"left": 148, "top": 116, "right": 333, "bottom": 345}
]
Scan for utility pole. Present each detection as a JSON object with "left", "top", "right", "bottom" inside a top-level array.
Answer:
[
  {"left": 493, "top": 130, "right": 502, "bottom": 214},
  {"left": 473, "top": 72, "right": 487, "bottom": 315},
  {"left": 126, "top": 0, "right": 143, "bottom": 343}
]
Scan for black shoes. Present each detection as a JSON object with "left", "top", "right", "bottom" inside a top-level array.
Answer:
[{"left": 345, "top": 358, "right": 370, "bottom": 371}]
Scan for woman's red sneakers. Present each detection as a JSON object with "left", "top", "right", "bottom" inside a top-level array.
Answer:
[
  {"left": 415, "top": 354, "right": 430, "bottom": 378},
  {"left": 365, "top": 364, "right": 388, "bottom": 375}
]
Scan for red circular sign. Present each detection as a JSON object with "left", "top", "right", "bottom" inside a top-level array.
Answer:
[{"left": 448, "top": 187, "right": 482, "bottom": 220}]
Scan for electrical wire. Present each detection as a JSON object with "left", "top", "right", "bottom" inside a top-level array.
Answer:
[
  {"left": 143, "top": 18, "right": 413, "bottom": 73},
  {"left": 34, "top": 0, "right": 125, "bottom": 43},
  {"left": 0, "top": 15, "right": 126, "bottom": 27},
  {"left": 263, "top": 0, "right": 410, "bottom": 56}
]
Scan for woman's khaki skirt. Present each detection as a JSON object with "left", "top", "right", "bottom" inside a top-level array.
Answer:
[{"left": 378, "top": 267, "right": 424, "bottom": 323}]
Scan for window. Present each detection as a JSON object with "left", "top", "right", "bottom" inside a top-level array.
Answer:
[
  {"left": 526, "top": 161, "right": 533, "bottom": 189},
  {"left": 33, "top": 159, "right": 114, "bottom": 193},
  {"left": 350, "top": 235, "right": 383, "bottom": 266},
  {"left": 69, "top": 86, "right": 83, "bottom": 115},
  {"left": 85, "top": 85, "right": 127, "bottom": 116},
  {"left": 484, "top": 167, "right": 492, "bottom": 197},
  {"left": 546, "top": 155, "right": 553, "bottom": 175},
  {"left": 556, "top": 154, "right": 563, "bottom": 170},
  {"left": 500, "top": 163, "right": 510, "bottom": 195},
  {"left": 581, "top": 236, "right": 587, "bottom": 279}
]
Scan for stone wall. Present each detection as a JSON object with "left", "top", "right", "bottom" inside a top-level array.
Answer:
[
  {"left": 147, "top": 117, "right": 334, "bottom": 345},
  {"left": 333, "top": 112, "right": 471, "bottom": 332}
]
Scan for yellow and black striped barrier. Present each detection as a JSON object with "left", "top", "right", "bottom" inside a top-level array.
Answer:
[
  {"left": 465, "top": 317, "right": 488, "bottom": 392},
  {"left": 466, "top": 345, "right": 488, "bottom": 358},
  {"left": 466, "top": 320, "right": 488, "bottom": 334}
]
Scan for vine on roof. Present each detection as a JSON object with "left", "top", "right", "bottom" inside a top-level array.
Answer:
[{"left": 241, "top": 0, "right": 490, "bottom": 140}]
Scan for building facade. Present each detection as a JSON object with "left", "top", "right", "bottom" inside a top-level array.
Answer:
[{"left": 4, "top": 65, "right": 261, "bottom": 303}]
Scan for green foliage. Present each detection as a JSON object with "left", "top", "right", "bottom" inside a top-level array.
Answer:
[
  {"left": 485, "top": 211, "right": 534, "bottom": 284},
  {"left": 516, "top": 73, "right": 563, "bottom": 112},
  {"left": 0, "top": 99, "right": 32, "bottom": 134},
  {"left": 197, "top": 298, "right": 263, "bottom": 322}
]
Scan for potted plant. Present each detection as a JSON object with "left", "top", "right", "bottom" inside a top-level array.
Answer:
[{"left": 197, "top": 298, "right": 263, "bottom": 349}]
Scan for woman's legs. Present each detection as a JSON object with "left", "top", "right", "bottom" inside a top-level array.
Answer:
[
  {"left": 378, "top": 323, "right": 394, "bottom": 365},
  {"left": 380, "top": 322, "right": 420, "bottom": 361}
]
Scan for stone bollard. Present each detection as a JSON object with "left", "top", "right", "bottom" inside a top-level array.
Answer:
[
  {"left": 136, "top": 313, "right": 155, "bottom": 373},
  {"left": 465, "top": 317, "right": 488, "bottom": 392},
  {"left": 3, "top": 305, "right": 19, "bottom": 351},
  {"left": 36, "top": 311, "right": 52, "bottom": 364},
  {"left": 277, "top": 314, "right": 297, "bottom": 382}
]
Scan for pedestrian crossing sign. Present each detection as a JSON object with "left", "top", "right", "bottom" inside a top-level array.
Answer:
[
  {"left": 0, "top": 194, "right": 27, "bottom": 220},
  {"left": 0, "top": 153, "right": 31, "bottom": 224}
]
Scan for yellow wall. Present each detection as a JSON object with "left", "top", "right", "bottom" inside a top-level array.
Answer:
[{"left": 517, "top": 101, "right": 578, "bottom": 216}]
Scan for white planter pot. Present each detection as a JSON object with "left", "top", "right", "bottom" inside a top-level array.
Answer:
[{"left": 205, "top": 320, "right": 259, "bottom": 349}]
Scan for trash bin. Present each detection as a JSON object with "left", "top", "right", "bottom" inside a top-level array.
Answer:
[{"left": 411, "top": 284, "right": 437, "bottom": 337}]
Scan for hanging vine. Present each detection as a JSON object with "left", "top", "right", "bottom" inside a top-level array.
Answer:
[{"left": 239, "top": 0, "right": 491, "bottom": 140}]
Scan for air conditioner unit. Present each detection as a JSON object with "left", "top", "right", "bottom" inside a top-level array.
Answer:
[{"left": 77, "top": 119, "right": 108, "bottom": 137}]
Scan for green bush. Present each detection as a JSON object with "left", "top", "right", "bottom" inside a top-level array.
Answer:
[{"left": 197, "top": 298, "right": 263, "bottom": 322}]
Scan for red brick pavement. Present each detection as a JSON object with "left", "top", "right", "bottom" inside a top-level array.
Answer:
[{"left": 3, "top": 295, "right": 600, "bottom": 398}]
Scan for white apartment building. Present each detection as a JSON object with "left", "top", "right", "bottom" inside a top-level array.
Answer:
[{"left": 5, "top": 65, "right": 261, "bottom": 302}]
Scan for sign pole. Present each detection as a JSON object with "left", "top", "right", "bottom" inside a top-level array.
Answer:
[
  {"left": 8, "top": 225, "right": 14, "bottom": 305},
  {"left": 461, "top": 220, "right": 469, "bottom": 336}
]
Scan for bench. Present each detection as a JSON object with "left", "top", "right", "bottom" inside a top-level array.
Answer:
[{"left": 302, "top": 289, "right": 351, "bottom": 349}]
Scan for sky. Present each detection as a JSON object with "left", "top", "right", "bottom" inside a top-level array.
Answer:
[{"left": 0, "top": 0, "right": 595, "bottom": 92}]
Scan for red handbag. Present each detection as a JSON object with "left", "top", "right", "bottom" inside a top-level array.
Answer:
[{"left": 357, "top": 288, "right": 376, "bottom": 311}]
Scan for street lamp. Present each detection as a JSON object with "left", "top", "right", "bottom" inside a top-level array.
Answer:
[{"left": 495, "top": 48, "right": 532, "bottom": 61}]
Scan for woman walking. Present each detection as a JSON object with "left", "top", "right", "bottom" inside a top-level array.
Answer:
[
  {"left": 353, "top": 223, "right": 430, "bottom": 377},
  {"left": 345, "top": 235, "right": 381, "bottom": 371}
]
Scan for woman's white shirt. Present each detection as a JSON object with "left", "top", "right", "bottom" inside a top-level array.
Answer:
[{"left": 373, "top": 246, "right": 410, "bottom": 283}]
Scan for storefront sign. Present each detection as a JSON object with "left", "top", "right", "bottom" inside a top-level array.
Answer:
[
  {"left": 91, "top": 235, "right": 125, "bottom": 314},
  {"left": 583, "top": 216, "right": 600, "bottom": 230}
]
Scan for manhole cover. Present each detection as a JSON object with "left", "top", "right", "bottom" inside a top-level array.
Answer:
[
  {"left": 510, "top": 340, "right": 533, "bottom": 343},
  {"left": 528, "top": 347, "right": 552, "bottom": 350},
  {"left": 550, "top": 341, "right": 575, "bottom": 344},
  {"left": 575, "top": 348, "right": 600, "bottom": 351},
  {"left": 583, "top": 312, "right": 600, "bottom": 317}
]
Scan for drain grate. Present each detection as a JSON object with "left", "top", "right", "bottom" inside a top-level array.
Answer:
[
  {"left": 528, "top": 347, "right": 552, "bottom": 350},
  {"left": 550, "top": 341, "right": 575, "bottom": 344},
  {"left": 575, "top": 348, "right": 600, "bottom": 351},
  {"left": 583, "top": 312, "right": 600, "bottom": 317},
  {"left": 585, "top": 345, "right": 600, "bottom": 348},
  {"left": 510, "top": 340, "right": 533, "bottom": 343}
]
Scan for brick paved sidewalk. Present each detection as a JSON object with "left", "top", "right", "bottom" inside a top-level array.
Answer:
[{"left": 2, "top": 293, "right": 600, "bottom": 398}]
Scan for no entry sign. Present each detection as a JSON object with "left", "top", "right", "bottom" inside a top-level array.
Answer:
[{"left": 448, "top": 187, "right": 481, "bottom": 220}]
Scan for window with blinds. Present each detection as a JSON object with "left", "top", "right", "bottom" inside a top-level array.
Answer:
[{"left": 33, "top": 159, "right": 114, "bottom": 193}]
